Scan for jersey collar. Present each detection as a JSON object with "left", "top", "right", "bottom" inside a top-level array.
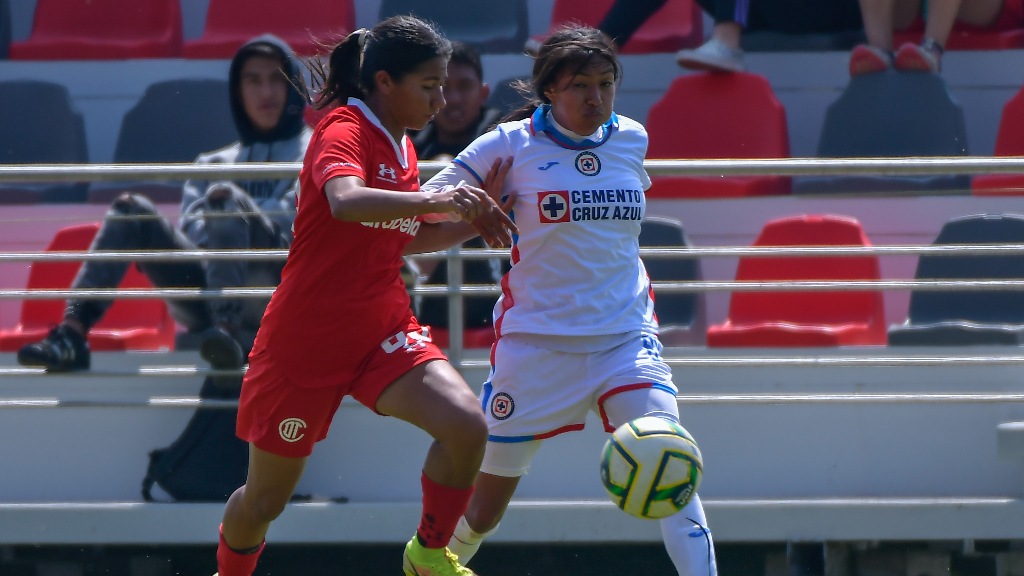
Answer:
[
  {"left": 348, "top": 97, "right": 411, "bottom": 169},
  {"left": 529, "top": 104, "right": 618, "bottom": 150}
]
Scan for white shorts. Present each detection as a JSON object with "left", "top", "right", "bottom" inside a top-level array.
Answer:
[{"left": 479, "top": 333, "right": 679, "bottom": 477}]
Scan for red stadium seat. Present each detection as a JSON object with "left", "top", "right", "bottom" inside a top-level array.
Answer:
[
  {"left": 893, "top": 0, "right": 1024, "bottom": 50},
  {"left": 8, "top": 0, "right": 182, "bottom": 60},
  {"left": 183, "top": 0, "right": 355, "bottom": 58},
  {"left": 645, "top": 72, "right": 791, "bottom": 198},
  {"left": 972, "top": 84, "right": 1024, "bottom": 195},
  {"left": 0, "top": 223, "right": 176, "bottom": 352},
  {"left": 532, "top": 0, "right": 702, "bottom": 53},
  {"left": 706, "top": 214, "right": 887, "bottom": 347}
]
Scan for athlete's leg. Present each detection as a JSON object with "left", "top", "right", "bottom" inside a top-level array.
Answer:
[
  {"left": 603, "top": 388, "right": 718, "bottom": 576},
  {"left": 376, "top": 359, "right": 488, "bottom": 549},
  {"left": 448, "top": 439, "right": 543, "bottom": 564},
  {"left": 218, "top": 445, "right": 307, "bottom": 576}
]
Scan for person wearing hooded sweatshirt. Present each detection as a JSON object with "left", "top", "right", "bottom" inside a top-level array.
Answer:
[{"left": 17, "top": 35, "right": 312, "bottom": 374}]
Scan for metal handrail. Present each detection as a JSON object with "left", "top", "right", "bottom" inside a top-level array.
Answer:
[
  {"left": 2, "top": 156, "right": 1024, "bottom": 184},
  {"left": 12, "top": 243, "right": 1024, "bottom": 263}
]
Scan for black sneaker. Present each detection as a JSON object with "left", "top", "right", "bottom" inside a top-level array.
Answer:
[
  {"left": 199, "top": 326, "right": 245, "bottom": 370},
  {"left": 17, "top": 325, "right": 91, "bottom": 371}
]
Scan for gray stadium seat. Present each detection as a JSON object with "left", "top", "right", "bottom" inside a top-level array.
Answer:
[
  {"left": 640, "top": 216, "right": 706, "bottom": 346},
  {"left": 0, "top": 0, "right": 11, "bottom": 59},
  {"left": 794, "top": 72, "right": 971, "bottom": 195},
  {"left": 0, "top": 79, "right": 88, "bottom": 203},
  {"left": 888, "top": 213, "right": 1024, "bottom": 346},
  {"left": 89, "top": 78, "right": 237, "bottom": 204},
  {"left": 486, "top": 76, "right": 530, "bottom": 117},
  {"left": 378, "top": 0, "right": 529, "bottom": 54}
]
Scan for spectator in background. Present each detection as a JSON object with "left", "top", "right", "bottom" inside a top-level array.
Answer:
[
  {"left": 411, "top": 41, "right": 506, "bottom": 333},
  {"left": 412, "top": 42, "right": 503, "bottom": 161},
  {"left": 17, "top": 35, "right": 311, "bottom": 373},
  {"left": 596, "top": 0, "right": 862, "bottom": 72},
  {"left": 850, "top": 0, "right": 1015, "bottom": 75}
]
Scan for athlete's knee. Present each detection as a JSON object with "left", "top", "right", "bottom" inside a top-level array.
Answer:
[
  {"left": 238, "top": 485, "right": 292, "bottom": 523},
  {"left": 446, "top": 404, "right": 487, "bottom": 455}
]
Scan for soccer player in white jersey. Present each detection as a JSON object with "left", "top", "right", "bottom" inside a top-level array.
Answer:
[{"left": 424, "top": 25, "right": 718, "bottom": 576}]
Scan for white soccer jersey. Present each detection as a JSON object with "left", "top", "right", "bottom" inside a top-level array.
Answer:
[{"left": 424, "top": 106, "right": 658, "bottom": 338}]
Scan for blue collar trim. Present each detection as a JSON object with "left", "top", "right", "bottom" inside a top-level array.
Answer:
[{"left": 530, "top": 105, "right": 617, "bottom": 150}]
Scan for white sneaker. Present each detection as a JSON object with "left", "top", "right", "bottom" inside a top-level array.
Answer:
[{"left": 675, "top": 38, "right": 745, "bottom": 73}]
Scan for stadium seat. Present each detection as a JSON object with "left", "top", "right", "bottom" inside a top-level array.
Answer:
[
  {"left": 89, "top": 79, "right": 237, "bottom": 204},
  {"left": 972, "top": 83, "right": 1024, "bottom": 196},
  {"left": 0, "top": 0, "right": 10, "bottom": 59},
  {"left": 487, "top": 76, "right": 530, "bottom": 117},
  {"left": 893, "top": 2, "right": 1024, "bottom": 50},
  {"left": 0, "top": 80, "right": 88, "bottom": 203},
  {"left": 888, "top": 213, "right": 1024, "bottom": 346},
  {"left": 8, "top": 0, "right": 182, "bottom": 60},
  {"left": 794, "top": 72, "right": 970, "bottom": 195},
  {"left": 378, "top": 0, "right": 529, "bottom": 54},
  {"left": 183, "top": 0, "right": 355, "bottom": 58},
  {"left": 640, "top": 216, "right": 706, "bottom": 346},
  {"left": 645, "top": 72, "right": 791, "bottom": 198},
  {"left": 0, "top": 223, "right": 176, "bottom": 352},
  {"left": 706, "top": 214, "right": 887, "bottom": 347},
  {"left": 531, "top": 0, "right": 702, "bottom": 54}
]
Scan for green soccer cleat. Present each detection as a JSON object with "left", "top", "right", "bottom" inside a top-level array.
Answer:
[{"left": 403, "top": 535, "right": 477, "bottom": 576}]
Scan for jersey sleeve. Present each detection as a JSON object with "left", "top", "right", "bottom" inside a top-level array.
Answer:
[
  {"left": 449, "top": 128, "right": 510, "bottom": 186},
  {"left": 311, "top": 118, "right": 368, "bottom": 192}
]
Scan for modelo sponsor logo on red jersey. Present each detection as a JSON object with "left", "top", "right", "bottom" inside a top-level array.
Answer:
[
  {"left": 537, "top": 188, "right": 644, "bottom": 223},
  {"left": 361, "top": 216, "right": 422, "bottom": 236}
]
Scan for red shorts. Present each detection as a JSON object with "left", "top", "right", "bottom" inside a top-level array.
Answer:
[{"left": 236, "top": 319, "right": 448, "bottom": 458}]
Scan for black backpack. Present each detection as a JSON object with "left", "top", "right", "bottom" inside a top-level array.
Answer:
[{"left": 142, "top": 376, "right": 248, "bottom": 502}]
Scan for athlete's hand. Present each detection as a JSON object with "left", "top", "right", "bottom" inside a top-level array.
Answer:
[{"left": 472, "top": 157, "right": 517, "bottom": 248}]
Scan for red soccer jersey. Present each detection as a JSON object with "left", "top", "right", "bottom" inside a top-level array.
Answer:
[{"left": 250, "top": 99, "right": 424, "bottom": 387}]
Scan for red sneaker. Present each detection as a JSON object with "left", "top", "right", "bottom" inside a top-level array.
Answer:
[
  {"left": 894, "top": 42, "right": 941, "bottom": 73},
  {"left": 849, "top": 44, "right": 893, "bottom": 76}
]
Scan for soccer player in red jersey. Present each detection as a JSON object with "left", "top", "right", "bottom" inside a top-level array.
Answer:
[{"left": 212, "top": 15, "right": 516, "bottom": 576}]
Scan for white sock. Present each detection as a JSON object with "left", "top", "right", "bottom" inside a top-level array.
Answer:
[
  {"left": 660, "top": 494, "right": 718, "bottom": 576},
  {"left": 447, "top": 516, "right": 498, "bottom": 566}
]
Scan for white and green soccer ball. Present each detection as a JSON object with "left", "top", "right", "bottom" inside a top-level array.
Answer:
[{"left": 600, "top": 416, "right": 703, "bottom": 520}]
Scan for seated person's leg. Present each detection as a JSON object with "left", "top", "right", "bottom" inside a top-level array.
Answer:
[{"left": 18, "top": 193, "right": 207, "bottom": 371}]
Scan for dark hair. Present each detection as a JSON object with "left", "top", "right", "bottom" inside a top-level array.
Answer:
[
  {"left": 308, "top": 15, "right": 452, "bottom": 110},
  {"left": 503, "top": 24, "right": 621, "bottom": 122},
  {"left": 449, "top": 41, "right": 484, "bottom": 83}
]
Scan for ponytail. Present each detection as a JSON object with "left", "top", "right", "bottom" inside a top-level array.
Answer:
[{"left": 308, "top": 28, "right": 368, "bottom": 110}]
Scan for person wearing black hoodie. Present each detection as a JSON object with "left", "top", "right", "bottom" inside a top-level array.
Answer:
[{"left": 18, "top": 35, "right": 312, "bottom": 373}]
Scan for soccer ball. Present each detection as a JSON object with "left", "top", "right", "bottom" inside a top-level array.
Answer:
[{"left": 599, "top": 416, "right": 703, "bottom": 520}]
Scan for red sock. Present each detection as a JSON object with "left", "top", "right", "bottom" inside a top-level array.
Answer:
[
  {"left": 417, "top": 472, "right": 474, "bottom": 549},
  {"left": 216, "top": 524, "right": 265, "bottom": 576}
]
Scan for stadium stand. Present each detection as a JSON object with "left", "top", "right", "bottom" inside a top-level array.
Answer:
[
  {"left": 888, "top": 213, "right": 1024, "bottom": 346},
  {"left": 0, "top": 79, "right": 88, "bottom": 203},
  {"left": 0, "top": 222, "right": 176, "bottom": 352},
  {"left": 182, "top": 0, "right": 355, "bottom": 58},
  {"left": 378, "top": 0, "right": 529, "bottom": 54},
  {"left": 486, "top": 76, "right": 530, "bottom": 117},
  {"left": 645, "top": 72, "right": 791, "bottom": 198},
  {"left": 7, "top": 0, "right": 183, "bottom": 60},
  {"left": 88, "top": 78, "right": 237, "bottom": 204},
  {"left": 0, "top": 0, "right": 10, "bottom": 59},
  {"left": 972, "top": 82, "right": 1024, "bottom": 196},
  {"left": 640, "top": 216, "right": 706, "bottom": 346},
  {"left": 532, "top": 0, "right": 702, "bottom": 54},
  {"left": 893, "top": 1, "right": 1024, "bottom": 50},
  {"left": 794, "top": 72, "right": 970, "bottom": 195},
  {"left": 706, "top": 214, "right": 887, "bottom": 347}
]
